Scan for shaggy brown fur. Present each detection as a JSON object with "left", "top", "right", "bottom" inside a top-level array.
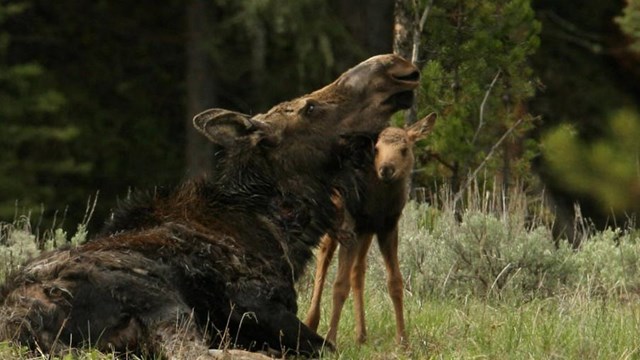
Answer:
[
  {"left": 305, "top": 114, "right": 437, "bottom": 345},
  {"left": 0, "top": 54, "right": 419, "bottom": 359}
]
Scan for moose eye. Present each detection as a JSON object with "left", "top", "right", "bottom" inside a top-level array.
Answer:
[{"left": 303, "top": 102, "right": 317, "bottom": 116}]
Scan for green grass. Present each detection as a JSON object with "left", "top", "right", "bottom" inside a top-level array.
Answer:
[
  {"left": 3, "top": 293, "right": 640, "bottom": 359},
  {"left": 296, "top": 288, "right": 640, "bottom": 359},
  {"left": 2, "top": 186, "right": 640, "bottom": 359}
]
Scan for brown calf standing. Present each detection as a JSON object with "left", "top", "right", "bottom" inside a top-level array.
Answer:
[{"left": 305, "top": 113, "right": 437, "bottom": 345}]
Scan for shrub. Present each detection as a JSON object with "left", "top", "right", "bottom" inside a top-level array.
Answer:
[
  {"left": 573, "top": 228, "right": 640, "bottom": 296},
  {"left": 0, "top": 216, "right": 87, "bottom": 281},
  {"left": 0, "top": 217, "right": 40, "bottom": 280},
  {"left": 400, "top": 200, "right": 574, "bottom": 299}
]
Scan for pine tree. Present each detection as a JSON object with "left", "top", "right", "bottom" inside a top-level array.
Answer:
[
  {"left": 617, "top": 0, "right": 640, "bottom": 52},
  {"left": 409, "top": 0, "right": 541, "bottom": 198},
  {"left": 539, "top": 1, "right": 640, "bottom": 221},
  {"left": 541, "top": 109, "right": 640, "bottom": 217},
  {"left": 0, "top": 2, "right": 81, "bottom": 223}
]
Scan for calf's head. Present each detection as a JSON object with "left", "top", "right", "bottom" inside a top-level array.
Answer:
[{"left": 375, "top": 113, "right": 437, "bottom": 183}]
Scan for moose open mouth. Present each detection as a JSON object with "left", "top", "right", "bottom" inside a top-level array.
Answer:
[
  {"left": 385, "top": 68, "right": 419, "bottom": 110},
  {"left": 383, "top": 90, "right": 415, "bottom": 110},
  {"left": 393, "top": 70, "right": 420, "bottom": 82}
]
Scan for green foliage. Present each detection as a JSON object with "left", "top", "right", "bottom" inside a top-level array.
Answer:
[
  {"left": 413, "top": 0, "right": 541, "bottom": 190},
  {"left": 541, "top": 108, "right": 640, "bottom": 215},
  {"left": 399, "top": 193, "right": 573, "bottom": 299},
  {"left": 0, "top": 2, "right": 85, "bottom": 222},
  {"left": 0, "top": 218, "right": 39, "bottom": 279},
  {"left": 0, "top": 216, "right": 86, "bottom": 282},
  {"left": 530, "top": 0, "right": 632, "bottom": 124},
  {"left": 395, "top": 188, "right": 640, "bottom": 301},
  {"left": 616, "top": 0, "right": 640, "bottom": 52},
  {"left": 206, "top": 0, "right": 356, "bottom": 110},
  {"left": 1, "top": 1, "right": 357, "bottom": 233},
  {"left": 574, "top": 228, "right": 640, "bottom": 296},
  {"left": 0, "top": 0, "right": 194, "bottom": 233}
]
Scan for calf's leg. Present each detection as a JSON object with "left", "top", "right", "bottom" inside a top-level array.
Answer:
[
  {"left": 377, "top": 226, "right": 406, "bottom": 344},
  {"left": 350, "top": 233, "right": 373, "bottom": 344}
]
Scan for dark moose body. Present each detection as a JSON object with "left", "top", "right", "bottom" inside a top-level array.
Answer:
[{"left": 0, "top": 54, "right": 419, "bottom": 359}]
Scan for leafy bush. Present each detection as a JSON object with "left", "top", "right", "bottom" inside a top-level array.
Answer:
[
  {"left": 400, "top": 201, "right": 574, "bottom": 299},
  {"left": 573, "top": 228, "right": 640, "bottom": 296},
  {"left": 0, "top": 217, "right": 40, "bottom": 279},
  {"left": 397, "top": 184, "right": 640, "bottom": 301},
  {"left": 0, "top": 216, "right": 87, "bottom": 281}
]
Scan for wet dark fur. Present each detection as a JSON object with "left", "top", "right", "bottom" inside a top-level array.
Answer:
[{"left": 0, "top": 134, "right": 355, "bottom": 358}]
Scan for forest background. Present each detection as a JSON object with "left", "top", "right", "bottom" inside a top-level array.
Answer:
[{"left": 1, "top": 0, "right": 639, "bottom": 239}]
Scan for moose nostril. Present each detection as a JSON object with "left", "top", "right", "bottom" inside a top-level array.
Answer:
[{"left": 379, "top": 166, "right": 395, "bottom": 181}]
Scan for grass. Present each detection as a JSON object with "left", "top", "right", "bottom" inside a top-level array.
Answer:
[
  {"left": 297, "top": 289, "right": 640, "bottom": 359},
  {"left": 2, "top": 185, "right": 640, "bottom": 359},
  {"left": 3, "top": 294, "right": 640, "bottom": 359}
]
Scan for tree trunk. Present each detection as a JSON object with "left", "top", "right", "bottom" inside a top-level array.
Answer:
[
  {"left": 185, "top": 0, "right": 216, "bottom": 178},
  {"left": 393, "top": 0, "right": 413, "bottom": 60}
]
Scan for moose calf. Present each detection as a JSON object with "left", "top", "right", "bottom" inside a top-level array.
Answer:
[
  {"left": 305, "top": 113, "right": 437, "bottom": 345},
  {"left": 0, "top": 54, "right": 420, "bottom": 359}
]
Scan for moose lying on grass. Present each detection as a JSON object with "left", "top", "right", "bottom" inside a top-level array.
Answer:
[
  {"left": 304, "top": 114, "right": 436, "bottom": 346},
  {"left": 0, "top": 54, "right": 419, "bottom": 359}
]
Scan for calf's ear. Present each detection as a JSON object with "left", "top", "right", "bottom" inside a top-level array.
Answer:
[
  {"left": 193, "top": 108, "right": 268, "bottom": 148},
  {"left": 407, "top": 112, "right": 437, "bottom": 142}
]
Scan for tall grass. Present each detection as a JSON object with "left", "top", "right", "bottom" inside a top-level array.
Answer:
[{"left": 2, "top": 184, "right": 640, "bottom": 359}]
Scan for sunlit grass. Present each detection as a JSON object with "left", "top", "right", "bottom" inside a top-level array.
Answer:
[{"left": 297, "top": 287, "right": 640, "bottom": 359}]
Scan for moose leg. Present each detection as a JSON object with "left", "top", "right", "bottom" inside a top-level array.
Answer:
[
  {"left": 377, "top": 226, "right": 406, "bottom": 344},
  {"left": 351, "top": 233, "right": 373, "bottom": 344},
  {"left": 254, "top": 304, "right": 333, "bottom": 357},
  {"left": 228, "top": 282, "right": 334, "bottom": 357},
  {"left": 305, "top": 235, "right": 338, "bottom": 331}
]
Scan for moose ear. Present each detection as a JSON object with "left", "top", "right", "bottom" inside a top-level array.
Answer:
[
  {"left": 193, "top": 108, "right": 262, "bottom": 148},
  {"left": 406, "top": 112, "right": 437, "bottom": 142}
]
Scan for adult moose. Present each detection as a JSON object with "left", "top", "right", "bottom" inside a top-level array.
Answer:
[
  {"left": 305, "top": 114, "right": 437, "bottom": 345},
  {"left": 0, "top": 55, "right": 419, "bottom": 359}
]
